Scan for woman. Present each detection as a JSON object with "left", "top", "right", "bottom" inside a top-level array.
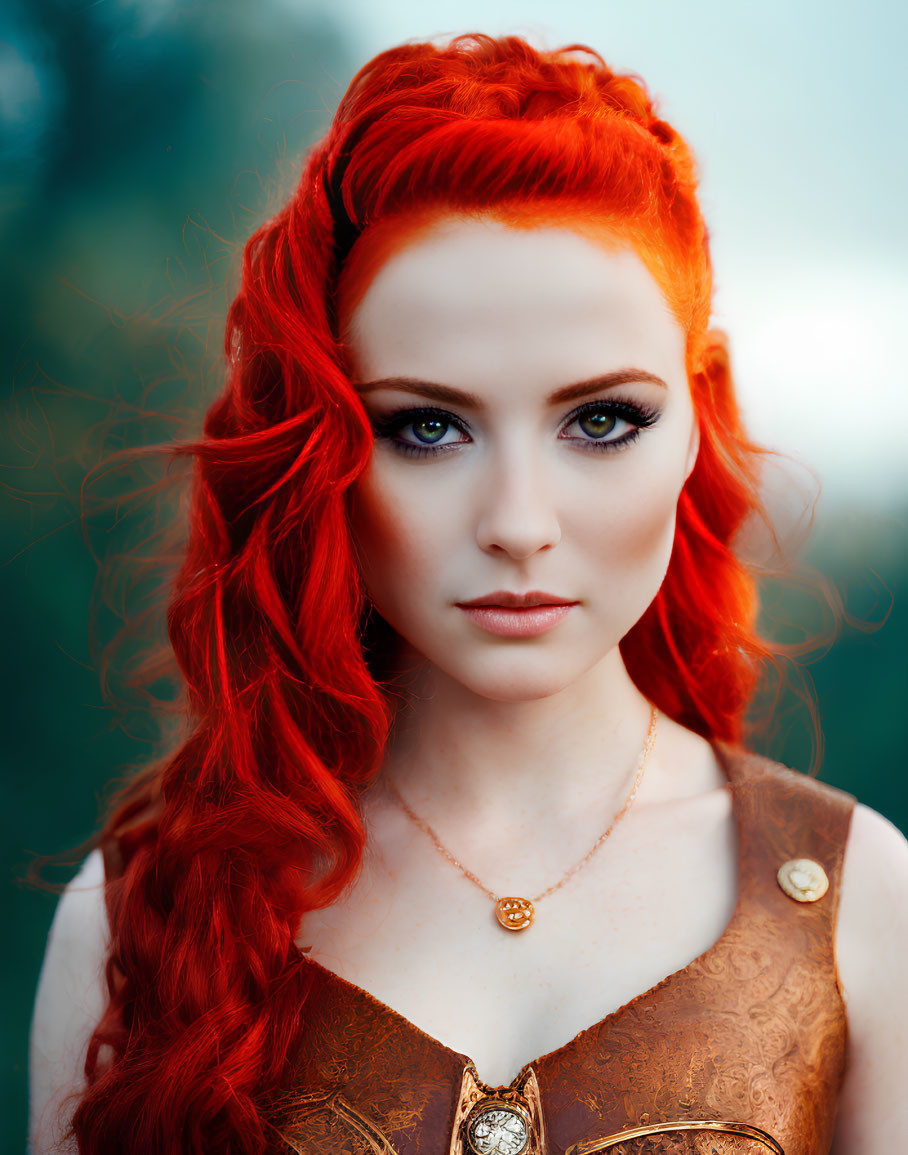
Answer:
[{"left": 29, "top": 33, "right": 907, "bottom": 1155}]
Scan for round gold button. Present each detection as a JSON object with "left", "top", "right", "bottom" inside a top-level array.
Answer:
[{"left": 777, "top": 858, "right": 829, "bottom": 903}]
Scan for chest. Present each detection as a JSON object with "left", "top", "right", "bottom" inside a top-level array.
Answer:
[
  {"left": 280, "top": 755, "right": 853, "bottom": 1155},
  {"left": 296, "top": 787, "right": 738, "bottom": 1087}
]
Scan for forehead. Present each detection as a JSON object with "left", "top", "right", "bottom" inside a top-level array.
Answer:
[{"left": 342, "top": 216, "right": 686, "bottom": 392}]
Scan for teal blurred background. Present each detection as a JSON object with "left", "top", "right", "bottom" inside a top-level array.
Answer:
[{"left": 3, "top": 1, "right": 905, "bottom": 1150}]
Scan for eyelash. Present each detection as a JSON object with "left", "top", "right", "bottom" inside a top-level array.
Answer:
[{"left": 369, "top": 399, "right": 661, "bottom": 459}]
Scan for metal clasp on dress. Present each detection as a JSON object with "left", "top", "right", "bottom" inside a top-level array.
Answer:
[{"left": 449, "top": 1063, "right": 546, "bottom": 1155}]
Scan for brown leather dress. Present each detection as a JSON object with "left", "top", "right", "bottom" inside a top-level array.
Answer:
[{"left": 100, "top": 745, "right": 856, "bottom": 1155}]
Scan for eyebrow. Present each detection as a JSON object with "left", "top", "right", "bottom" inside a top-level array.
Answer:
[{"left": 353, "top": 369, "right": 668, "bottom": 407}]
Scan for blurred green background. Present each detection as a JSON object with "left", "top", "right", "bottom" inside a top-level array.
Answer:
[{"left": 3, "top": 1, "right": 905, "bottom": 1151}]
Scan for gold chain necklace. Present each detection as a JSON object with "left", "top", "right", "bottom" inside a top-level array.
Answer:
[{"left": 383, "top": 705, "right": 658, "bottom": 932}]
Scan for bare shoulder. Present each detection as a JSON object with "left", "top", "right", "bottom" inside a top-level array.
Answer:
[
  {"left": 29, "top": 848, "right": 110, "bottom": 1155},
  {"left": 831, "top": 803, "right": 908, "bottom": 1155},
  {"left": 837, "top": 803, "right": 908, "bottom": 962}
]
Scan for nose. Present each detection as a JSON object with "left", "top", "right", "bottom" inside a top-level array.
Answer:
[{"left": 473, "top": 441, "right": 562, "bottom": 560}]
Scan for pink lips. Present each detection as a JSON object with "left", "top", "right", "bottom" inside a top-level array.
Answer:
[{"left": 455, "top": 590, "right": 578, "bottom": 637}]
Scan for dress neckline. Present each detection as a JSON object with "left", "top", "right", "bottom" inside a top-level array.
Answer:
[{"left": 294, "top": 740, "right": 748, "bottom": 1090}]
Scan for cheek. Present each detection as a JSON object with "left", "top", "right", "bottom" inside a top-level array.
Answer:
[
  {"left": 346, "top": 464, "right": 445, "bottom": 616},
  {"left": 617, "top": 478, "right": 678, "bottom": 562},
  {"left": 576, "top": 464, "right": 682, "bottom": 622}
]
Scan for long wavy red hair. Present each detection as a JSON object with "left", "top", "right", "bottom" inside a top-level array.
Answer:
[{"left": 66, "top": 32, "right": 781, "bottom": 1152}]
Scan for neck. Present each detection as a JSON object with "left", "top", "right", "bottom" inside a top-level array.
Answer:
[{"left": 375, "top": 644, "right": 656, "bottom": 827}]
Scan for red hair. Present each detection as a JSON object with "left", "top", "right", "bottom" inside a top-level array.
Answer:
[{"left": 69, "top": 33, "right": 779, "bottom": 1152}]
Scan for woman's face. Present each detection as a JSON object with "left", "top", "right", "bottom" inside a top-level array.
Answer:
[{"left": 343, "top": 215, "right": 698, "bottom": 701}]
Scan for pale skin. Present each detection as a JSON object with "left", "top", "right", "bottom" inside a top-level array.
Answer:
[{"left": 28, "top": 216, "right": 908, "bottom": 1151}]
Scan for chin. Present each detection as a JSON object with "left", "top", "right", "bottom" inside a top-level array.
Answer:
[
  {"left": 462, "top": 676, "right": 572, "bottom": 703},
  {"left": 436, "top": 648, "right": 602, "bottom": 703},
  {"left": 382, "top": 620, "right": 620, "bottom": 702}
]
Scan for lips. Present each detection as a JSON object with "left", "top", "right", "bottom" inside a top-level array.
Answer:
[
  {"left": 456, "top": 601, "right": 576, "bottom": 638},
  {"left": 456, "top": 590, "right": 577, "bottom": 608}
]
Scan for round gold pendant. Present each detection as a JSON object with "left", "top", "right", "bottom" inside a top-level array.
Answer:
[{"left": 495, "top": 896, "right": 535, "bottom": 931}]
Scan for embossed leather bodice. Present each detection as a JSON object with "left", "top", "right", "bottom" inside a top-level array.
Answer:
[{"left": 100, "top": 746, "right": 856, "bottom": 1155}]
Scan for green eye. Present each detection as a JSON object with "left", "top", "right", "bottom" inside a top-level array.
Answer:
[
  {"left": 411, "top": 418, "right": 450, "bottom": 444},
  {"left": 577, "top": 411, "right": 618, "bottom": 439}
]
